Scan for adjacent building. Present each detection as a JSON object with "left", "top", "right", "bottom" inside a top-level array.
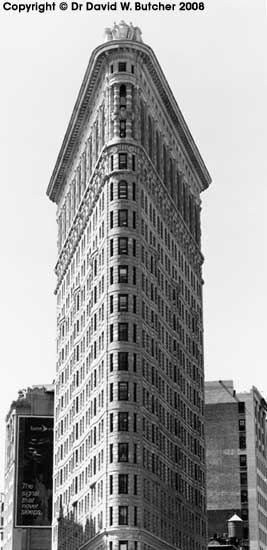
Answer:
[
  {"left": 4, "top": 385, "right": 54, "bottom": 550},
  {"left": 205, "top": 380, "right": 267, "bottom": 550},
  {"left": 47, "top": 21, "right": 211, "bottom": 550},
  {"left": 0, "top": 493, "right": 4, "bottom": 550}
]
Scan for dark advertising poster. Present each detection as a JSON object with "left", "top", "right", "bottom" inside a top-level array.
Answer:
[{"left": 16, "top": 416, "right": 53, "bottom": 527}]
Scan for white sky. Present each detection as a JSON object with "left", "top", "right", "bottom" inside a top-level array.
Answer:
[{"left": 0, "top": 0, "right": 266, "bottom": 490}]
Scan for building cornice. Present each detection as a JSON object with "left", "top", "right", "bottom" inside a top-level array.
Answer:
[{"left": 47, "top": 40, "right": 211, "bottom": 204}]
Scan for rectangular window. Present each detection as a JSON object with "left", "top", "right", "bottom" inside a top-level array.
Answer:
[
  {"left": 110, "top": 353, "right": 113, "bottom": 372},
  {"left": 239, "top": 435, "right": 246, "bottom": 449},
  {"left": 133, "top": 211, "right": 136, "bottom": 228},
  {"left": 118, "top": 180, "right": 128, "bottom": 199},
  {"left": 109, "top": 475, "right": 113, "bottom": 495},
  {"left": 118, "top": 381, "right": 129, "bottom": 400},
  {"left": 110, "top": 181, "right": 114, "bottom": 201},
  {"left": 119, "top": 153, "right": 127, "bottom": 170},
  {"left": 111, "top": 155, "right": 114, "bottom": 171},
  {"left": 110, "top": 295, "right": 114, "bottom": 314},
  {"left": 132, "top": 181, "right": 136, "bottom": 201},
  {"left": 118, "top": 237, "right": 128, "bottom": 255},
  {"left": 118, "top": 474, "right": 128, "bottom": 494},
  {"left": 134, "top": 507, "right": 137, "bottom": 526},
  {"left": 133, "top": 324, "right": 137, "bottom": 343},
  {"left": 133, "top": 383, "right": 137, "bottom": 402},
  {"left": 110, "top": 211, "right": 114, "bottom": 228},
  {"left": 118, "top": 209, "right": 128, "bottom": 227},
  {"left": 118, "top": 294, "right": 128, "bottom": 312},
  {"left": 120, "top": 120, "right": 126, "bottom": 138},
  {"left": 133, "top": 267, "right": 136, "bottom": 285},
  {"left": 132, "top": 239, "right": 136, "bottom": 257},
  {"left": 239, "top": 455, "right": 247, "bottom": 468},
  {"left": 133, "top": 443, "right": 137, "bottom": 463},
  {"left": 134, "top": 474, "right": 137, "bottom": 495},
  {"left": 118, "top": 506, "right": 128, "bottom": 525},
  {"left": 118, "top": 323, "right": 128, "bottom": 342},
  {"left": 110, "top": 267, "right": 114, "bottom": 285},
  {"left": 133, "top": 353, "right": 137, "bottom": 372},
  {"left": 133, "top": 413, "right": 137, "bottom": 432},
  {"left": 238, "top": 401, "right": 245, "bottom": 414},
  {"left": 118, "top": 412, "right": 129, "bottom": 431},
  {"left": 133, "top": 295, "right": 137, "bottom": 313},
  {"left": 118, "top": 352, "right": 128, "bottom": 371},
  {"left": 109, "top": 506, "right": 113, "bottom": 526},
  {"left": 110, "top": 413, "right": 113, "bottom": 432},
  {"left": 110, "top": 444, "right": 113, "bottom": 463},
  {"left": 239, "top": 419, "right": 246, "bottom": 431},
  {"left": 118, "top": 442, "right": 129, "bottom": 462},
  {"left": 110, "top": 324, "right": 114, "bottom": 343},
  {"left": 118, "top": 265, "right": 128, "bottom": 283},
  {"left": 110, "top": 239, "right": 114, "bottom": 257},
  {"left": 240, "top": 472, "right": 248, "bottom": 485},
  {"left": 118, "top": 62, "right": 127, "bottom": 72},
  {"left": 132, "top": 155, "right": 136, "bottom": 171},
  {"left": 110, "top": 383, "right": 113, "bottom": 402}
]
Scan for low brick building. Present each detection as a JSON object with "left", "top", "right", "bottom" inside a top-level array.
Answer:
[{"left": 205, "top": 381, "right": 267, "bottom": 550}]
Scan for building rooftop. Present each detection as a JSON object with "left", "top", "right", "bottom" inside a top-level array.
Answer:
[{"left": 6, "top": 384, "right": 54, "bottom": 421}]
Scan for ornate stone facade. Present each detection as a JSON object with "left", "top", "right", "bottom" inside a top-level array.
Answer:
[{"left": 47, "top": 23, "right": 211, "bottom": 550}]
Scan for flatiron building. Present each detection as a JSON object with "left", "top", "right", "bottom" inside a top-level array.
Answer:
[{"left": 47, "top": 21, "right": 211, "bottom": 550}]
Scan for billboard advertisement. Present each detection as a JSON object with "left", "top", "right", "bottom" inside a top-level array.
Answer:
[{"left": 16, "top": 416, "right": 53, "bottom": 527}]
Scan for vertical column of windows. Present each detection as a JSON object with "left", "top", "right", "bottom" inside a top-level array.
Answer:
[
  {"left": 126, "top": 84, "right": 132, "bottom": 138},
  {"left": 140, "top": 100, "right": 145, "bottom": 147},
  {"left": 119, "top": 85, "right": 127, "bottom": 138},
  {"left": 108, "top": 174, "right": 140, "bottom": 531},
  {"left": 114, "top": 84, "right": 120, "bottom": 137}
]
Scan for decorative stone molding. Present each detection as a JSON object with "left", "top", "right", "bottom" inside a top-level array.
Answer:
[{"left": 104, "top": 21, "right": 143, "bottom": 43}]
